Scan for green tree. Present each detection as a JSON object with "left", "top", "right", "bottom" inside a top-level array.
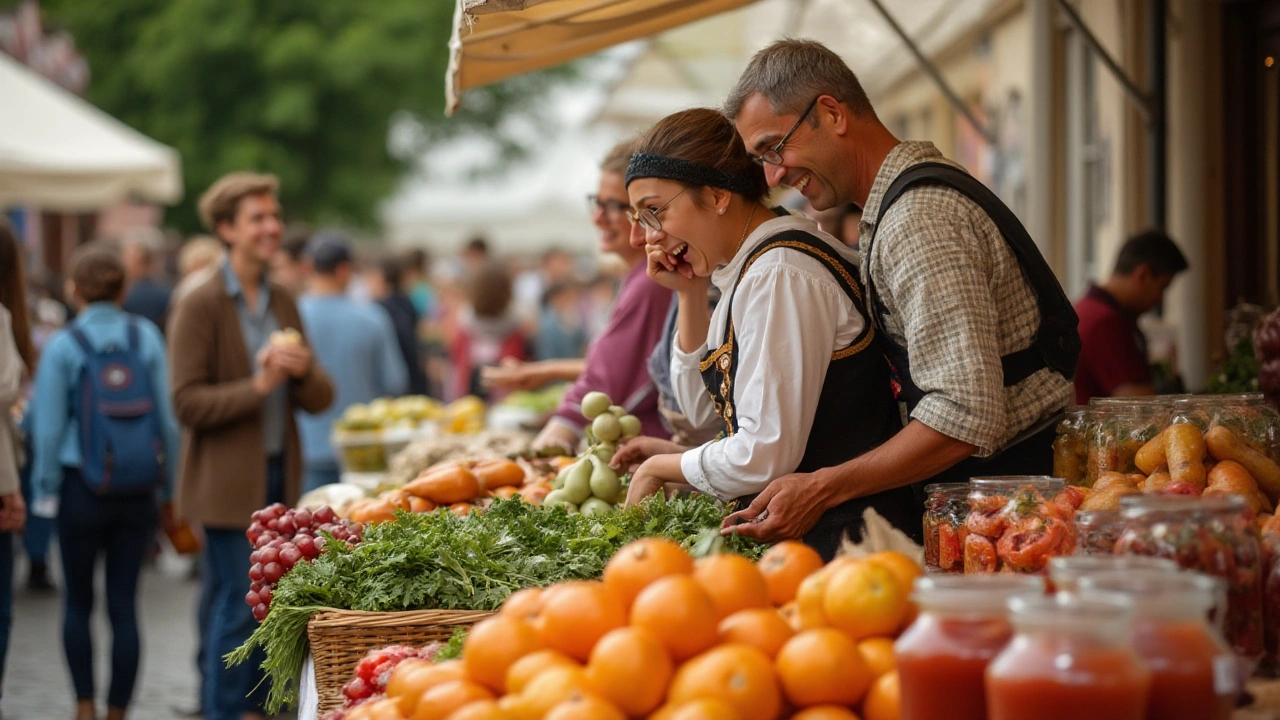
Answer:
[{"left": 37, "top": 0, "right": 576, "bottom": 231}]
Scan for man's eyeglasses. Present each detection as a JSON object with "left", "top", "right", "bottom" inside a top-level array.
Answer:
[
  {"left": 749, "top": 96, "right": 820, "bottom": 166},
  {"left": 587, "top": 195, "right": 630, "bottom": 218},
  {"left": 625, "top": 185, "right": 691, "bottom": 232}
]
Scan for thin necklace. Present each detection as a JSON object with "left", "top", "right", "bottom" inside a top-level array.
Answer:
[{"left": 733, "top": 204, "right": 758, "bottom": 257}]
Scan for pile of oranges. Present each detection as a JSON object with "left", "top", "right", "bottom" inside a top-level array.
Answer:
[{"left": 343, "top": 539, "right": 919, "bottom": 720}]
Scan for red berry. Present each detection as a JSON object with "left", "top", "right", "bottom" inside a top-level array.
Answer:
[
  {"left": 249, "top": 563, "right": 264, "bottom": 582},
  {"left": 252, "top": 603, "right": 269, "bottom": 622},
  {"left": 295, "top": 535, "right": 319, "bottom": 559},
  {"left": 280, "top": 546, "right": 303, "bottom": 569},
  {"left": 246, "top": 590, "right": 261, "bottom": 607},
  {"left": 258, "top": 585, "right": 273, "bottom": 604},
  {"left": 294, "top": 509, "right": 313, "bottom": 528},
  {"left": 262, "top": 562, "right": 283, "bottom": 584},
  {"left": 258, "top": 547, "right": 279, "bottom": 565},
  {"left": 315, "top": 507, "right": 336, "bottom": 525}
]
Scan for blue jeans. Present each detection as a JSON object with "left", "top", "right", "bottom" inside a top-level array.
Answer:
[
  {"left": 18, "top": 434, "right": 54, "bottom": 564},
  {"left": 302, "top": 461, "right": 341, "bottom": 494},
  {"left": 57, "top": 468, "right": 158, "bottom": 708},
  {"left": 0, "top": 531, "right": 12, "bottom": 697},
  {"left": 202, "top": 457, "right": 283, "bottom": 720}
]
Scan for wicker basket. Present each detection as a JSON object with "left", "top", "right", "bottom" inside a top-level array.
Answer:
[{"left": 307, "top": 607, "right": 495, "bottom": 717}]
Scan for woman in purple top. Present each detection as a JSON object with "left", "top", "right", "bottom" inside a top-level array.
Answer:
[{"left": 527, "top": 140, "right": 674, "bottom": 449}]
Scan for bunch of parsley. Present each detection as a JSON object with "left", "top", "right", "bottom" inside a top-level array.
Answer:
[{"left": 232, "top": 494, "right": 762, "bottom": 711}]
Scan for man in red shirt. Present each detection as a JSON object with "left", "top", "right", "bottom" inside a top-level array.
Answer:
[{"left": 1074, "top": 229, "right": 1189, "bottom": 403}]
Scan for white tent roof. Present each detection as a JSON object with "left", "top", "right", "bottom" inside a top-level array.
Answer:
[{"left": 0, "top": 52, "right": 182, "bottom": 211}]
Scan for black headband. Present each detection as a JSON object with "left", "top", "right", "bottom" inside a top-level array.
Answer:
[{"left": 625, "top": 153, "right": 759, "bottom": 197}]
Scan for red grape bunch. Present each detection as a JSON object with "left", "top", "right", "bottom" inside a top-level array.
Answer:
[
  {"left": 244, "top": 503, "right": 363, "bottom": 622},
  {"left": 319, "top": 643, "right": 444, "bottom": 720}
]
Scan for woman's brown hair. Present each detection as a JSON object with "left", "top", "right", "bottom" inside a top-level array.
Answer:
[
  {"left": 0, "top": 220, "right": 36, "bottom": 372},
  {"left": 633, "top": 108, "right": 768, "bottom": 202}
]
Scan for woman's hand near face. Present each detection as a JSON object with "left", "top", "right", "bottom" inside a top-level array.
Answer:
[{"left": 646, "top": 244, "right": 709, "bottom": 295}]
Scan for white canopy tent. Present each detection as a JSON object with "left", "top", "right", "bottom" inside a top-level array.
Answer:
[{"left": 0, "top": 51, "right": 182, "bottom": 211}]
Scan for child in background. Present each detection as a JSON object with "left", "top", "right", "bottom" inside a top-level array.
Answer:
[{"left": 448, "top": 262, "right": 529, "bottom": 401}]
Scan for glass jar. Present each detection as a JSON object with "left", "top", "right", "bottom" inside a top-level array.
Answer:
[
  {"left": 965, "top": 477, "right": 1078, "bottom": 574},
  {"left": 1172, "top": 393, "right": 1280, "bottom": 465},
  {"left": 896, "top": 574, "right": 1045, "bottom": 720},
  {"left": 986, "top": 592, "right": 1151, "bottom": 720},
  {"left": 1113, "top": 495, "right": 1265, "bottom": 665},
  {"left": 1078, "top": 570, "right": 1238, "bottom": 720},
  {"left": 1075, "top": 509, "right": 1126, "bottom": 555},
  {"left": 1053, "top": 408, "right": 1089, "bottom": 486},
  {"left": 923, "top": 482, "right": 969, "bottom": 574},
  {"left": 1260, "top": 530, "right": 1280, "bottom": 676},
  {"left": 1086, "top": 403, "right": 1166, "bottom": 487},
  {"left": 1047, "top": 555, "right": 1179, "bottom": 592}
]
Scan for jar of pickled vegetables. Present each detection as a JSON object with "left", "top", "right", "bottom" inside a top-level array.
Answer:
[
  {"left": 1086, "top": 403, "right": 1166, "bottom": 486},
  {"left": 897, "top": 574, "right": 1045, "bottom": 720},
  {"left": 1172, "top": 394, "right": 1280, "bottom": 465},
  {"left": 1053, "top": 408, "right": 1089, "bottom": 486},
  {"left": 1047, "top": 555, "right": 1179, "bottom": 592},
  {"left": 923, "top": 482, "right": 969, "bottom": 574},
  {"left": 986, "top": 591, "right": 1151, "bottom": 720},
  {"left": 964, "top": 477, "right": 1081, "bottom": 574},
  {"left": 1113, "top": 494, "right": 1265, "bottom": 665},
  {"left": 1075, "top": 509, "right": 1126, "bottom": 556},
  {"left": 1078, "top": 570, "right": 1238, "bottom": 720}
]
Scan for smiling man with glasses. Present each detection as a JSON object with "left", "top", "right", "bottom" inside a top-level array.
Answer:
[{"left": 720, "top": 39, "right": 1078, "bottom": 548}]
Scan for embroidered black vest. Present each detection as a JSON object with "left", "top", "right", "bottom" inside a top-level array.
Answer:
[{"left": 699, "top": 230, "right": 921, "bottom": 558}]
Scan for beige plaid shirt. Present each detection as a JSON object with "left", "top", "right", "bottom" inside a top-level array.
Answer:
[{"left": 859, "top": 141, "right": 1072, "bottom": 456}]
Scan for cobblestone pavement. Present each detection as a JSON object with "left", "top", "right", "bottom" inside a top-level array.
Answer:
[{"left": 3, "top": 551, "right": 298, "bottom": 720}]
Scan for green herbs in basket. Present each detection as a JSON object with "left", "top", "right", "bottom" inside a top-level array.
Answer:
[{"left": 231, "top": 494, "right": 763, "bottom": 712}]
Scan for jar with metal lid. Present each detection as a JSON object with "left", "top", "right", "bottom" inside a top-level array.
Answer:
[
  {"left": 1086, "top": 403, "right": 1166, "bottom": 486},
  {"left": 1112, "top": 494, "right": 1265, "bottom": 664},
  {"left": 1078, "top": 569, "right": 1238, "bottom": 720},
  {"left": 1052, "top": 407, "right": 1089, "bottom": 486},
  {"left": 986, "top": 591, "right": 1151, "bottom": 720},
  {"left": 964, "top": 477, "right": 1080, "bottom": 574},
  {"left": 923, "top": 482, "right": 969, "bottom": 574}
]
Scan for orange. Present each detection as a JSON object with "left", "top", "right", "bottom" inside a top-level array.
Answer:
[
  {"left": 412, "top": 680, "right": 494, "bottom": 720},
  {"left": 602, "top": 538, "right": 694, "bottom": 608},
  {"left": 543, "top": 693, "right": 626, "bottom": 720},
  {"left": 501, "top": 587, "right": 545, "bottom": 622},
  {"left": 504, "top": 650, "right": 577, "bottom": 695},
  {"left": 667, "top": 644, "right": 781, "bottom": 720},
  {"left": 794, "top": 569, "right": 832, "bottom": 630},
  {"left": 630, "top": 576, "right": 720, "bottom": 661},
  {"left": 445, "top": 700, "right": 510, "bottom": 720},
  {"left": 776, "top": 628, "right": 873, "bottom": 707},
  {"left": 822, "top": 561, "right": 909, "bottom": 640},
  {"left": 649, "top": 698, "right": 742, "bottom": 720},
  {"left": 512, "top": 665, "right": 596, "bottom": 720},
  {"left": 756, "top": 541, "right": 825, "bottom": 606},
  {"left": 463, "top": 615, "right": 541, "bottom": 692},
  {"left": 534, "top": 581, "right": 627, "bottom": 661},
  {"left": 346, "top": 697, "right": 409, "bottom": 720},
  {"left": 861, "top": 670, "right": 900, "bottom": 720},
  {"left": 717, "top": 608, "right": 795, "bottom": 659},
  {"left": 864, "top": 552, "right": 923, "bottom": 595},
  {"left": 386, "top": 659, "right": 468, "bottom": 716},
  {"left": 856, "top": 637, "right": 897, "bottom": 678},
  {"left": 791, "top": 707, "right": 861, "bottom": 720},
  {"left": 585, "top": 627, "right": 673, "bottom": 718},
  {"left": 693, "top": 554, "right": 771, "bottom": 619},
  {"left": 450, "top": 502, "right": 476, "bottom": 516}
]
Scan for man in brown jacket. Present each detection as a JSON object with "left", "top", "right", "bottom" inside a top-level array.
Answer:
[{"left": 169, "top": 172, "right": 333, "bottom": 720}]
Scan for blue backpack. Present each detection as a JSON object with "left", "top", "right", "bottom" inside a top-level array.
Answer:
[{"left": 68, "top": 319, "right": 166, "bottom": 496}]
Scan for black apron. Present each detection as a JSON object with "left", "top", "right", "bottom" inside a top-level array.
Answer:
[
  {"left": 863, "top": 162, "right": 1077, "bottom": 488},
  {"left": 701, "top": 230, "right": 919, "bottom": 560}
]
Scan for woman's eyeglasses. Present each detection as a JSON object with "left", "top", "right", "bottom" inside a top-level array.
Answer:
[
  {"left": 587, "top": 195, "right": 630, "bottom": 218},
  {"left": 625, "top": 185, "right": 691, "bottom": 232}
]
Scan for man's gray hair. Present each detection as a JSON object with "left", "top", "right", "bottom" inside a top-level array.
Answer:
[{"left": 725, "top": 38, "right": 876, "bottom": 121}]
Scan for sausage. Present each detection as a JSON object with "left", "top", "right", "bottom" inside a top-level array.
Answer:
[
  {"left": 1165, "top": 423, "right": 1208, "bottom": 491},
  {"left": 1135, "top": 429, "right": 1168, "bottom": 475},
  {"left": 1206, "top": 425, "right": 1280, "bottom": 501}
]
